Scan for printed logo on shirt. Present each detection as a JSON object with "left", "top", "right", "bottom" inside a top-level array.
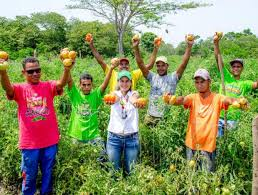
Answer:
[
  {"left": 25, "top": 93, "right": 49, "bottom": 121},
  {"left": 225, "top": 85, "right": 241, "bottom": 96},
  {"left": 77, "top": 103, "right": 91, "bottom": 117}
]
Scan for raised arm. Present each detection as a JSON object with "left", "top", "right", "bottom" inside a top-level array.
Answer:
[
  {"left": 176, "top": 36, "right": 194, "bottom": 78},
  {"left": 213, "top": 33, "right": 224, "bottom": 69},
  {"left": 100, "top": 58, "right": 119, "bottom": 94},
  {"left": 132, "top": 39, "right": 149, "bottom": 78},
  {"left": 145, "top": 37, "right": 161, "bottom": 70},
  {"left": 56, "top": 62, "right": 74, "bottom": 93},
  {"left": 0, "top": 69, "right": 14, "bottom": 98},
  {"left": 86, "top": 34, "right": 107, "bottom": 72},
  {"left": 67, "top": 72, "right": 73, "bottom": 90}
]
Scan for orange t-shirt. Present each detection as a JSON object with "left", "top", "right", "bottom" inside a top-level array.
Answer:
[{"left": 183, "top": 93, "right": 228, "bottom": 153}]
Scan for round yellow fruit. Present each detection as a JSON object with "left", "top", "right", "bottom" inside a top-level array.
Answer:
[
  {"left": 60, "top": 50, "right": 70, "bottom": 59},
  {"left": 186, "top": 34, "right": 194, "bottom": 41},
  {"left": 188, "top": 160, "right": 196, "bottom": 168},
  {"left": 111, "top": 57, "right": 120, "bottom": 65},
  {"left": 216, "top": 32, "right": 223, "bottom": 38},
  {"left": 0, "top": 51, "right": 9, "bottom": 60},
  {"left": 231, "top": 101, "right": 240, "bottom": 108},
  {"left": 239, "top": 97, "right": 247, "bottom": 105},
  {"left": 63, "top": 59, "right": 73, "bottom": 67},
  {"left": 69, "top": 51, "right": 77, "bottom": 60},
  {"left": 169, "top": 95, "right": 176, "bottom": 105},
  {"left": 132, "top": 34, "right": 140, "bottom": 41},
  {"left": 0, "top": 61, "right": 9, "bottom": 70},
  {"left": 169, "top": 164, "right": 176, "bottom": 172}
]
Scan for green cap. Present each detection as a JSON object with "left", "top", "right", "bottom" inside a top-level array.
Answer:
[{"left": 117, "top": 70, "right": 132, "bottom": 80}]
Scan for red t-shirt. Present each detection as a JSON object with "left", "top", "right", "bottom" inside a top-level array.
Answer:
[{"left": 8, "top": 81, "right": 62, "bottom": 149}]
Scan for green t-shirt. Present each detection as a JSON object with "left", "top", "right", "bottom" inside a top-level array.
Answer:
[
  {"left": 67, "top": 84, "right": 103, "bottom": 141},
  {"left": 219, "top": 67, "right": 253, "bottom": 120}
]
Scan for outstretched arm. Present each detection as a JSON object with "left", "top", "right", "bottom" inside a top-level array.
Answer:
[
  {"left": 87, "top": 35, "right": 108, "bottom": 72},
  {"left": 132, "top": 39, "right": 149, "bottom": 78},
  {"left": 176, "top": 37, "right": 194, "bottom": 78},
  {"left": 100, "top": 58, "right": 119, "bottom": 94},
  {"left": 213, "top": 33, "right": 224, "bottom": 69}
]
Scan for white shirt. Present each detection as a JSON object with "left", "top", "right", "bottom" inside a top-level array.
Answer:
[{"left": 107, "top": 90, "right": 139, "bottom": 135}]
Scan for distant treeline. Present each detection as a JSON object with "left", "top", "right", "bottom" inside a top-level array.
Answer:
[{"left": 0, "top": 12, "right": 257, "bottom": 59}]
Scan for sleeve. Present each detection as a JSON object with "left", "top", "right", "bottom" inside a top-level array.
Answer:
[
  {"left": 242, "top": 80, "right": 254, "bottom": 93},
  {"left": 183, "top": 94, "right": 193, "bottom": 109},
  {"left": 171, "top": 71, "right": 179, "bottom": 83},
  {"left": 67, "top": 83, "right": 80, "bottom": 104},
  {"left": 146, "top": 71, "right": 154, "bottom": 83},
  {"left": 49, "top": 80, "right": 63, "bottom": 96},
  {"left": 104, "top": 64, "right": 110, "bottom": 75},
  {"left": 7, "top": 84, "right": 20, "bottom": 102},
  {"left": 132, "top": 69, "right": 143, "bottom": 82}
]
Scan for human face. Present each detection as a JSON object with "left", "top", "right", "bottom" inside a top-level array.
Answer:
[
  {"left": 80, "top": 79, "right": 93, "bottom": 95},
  {"left": 22, "top": 62, "right": 41, "bottom": 84},
  {"left": 118, "top": 60, "right": 130, "bottom": 71},
  {"left": 230, "top": 62, "right": 243, "bottom": 77},
  {"left": 194, "top": 77, "right": 210, "bottom": 93},
  {"left": 156, "top": 61, "right": 168, "bottom": 76},
  {"left": 118, "top": 77, "right": 131, "bottom": 93}
]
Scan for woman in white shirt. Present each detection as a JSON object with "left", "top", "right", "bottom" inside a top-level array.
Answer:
[{"left": 105, "top": 70, "right": 145, "bottom": 174}]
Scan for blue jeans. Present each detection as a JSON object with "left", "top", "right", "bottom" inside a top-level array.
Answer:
[
  {"left": 106, "top": 132, "right": 139, "bottom": 174},
  {"left": 186, "top": 147, "right": 215, "bottom": 172},
  {"left": 21, "top": 144, "right": 57, "bottom": 195},
  {"left": 218, "top": 118, "right": 238, "bottom": 137}
]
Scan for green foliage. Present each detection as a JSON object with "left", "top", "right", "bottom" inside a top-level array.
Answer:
[
  {"left": 0, "top": 55, "right": 257, "bottom": 194},
  {"left": 141, "top": 32, "right": 157, "bottom": 53}
]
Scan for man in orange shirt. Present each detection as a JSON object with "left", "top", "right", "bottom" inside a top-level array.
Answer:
[{"left": 165, "top": 69, "right": 247, "bottom": 171}]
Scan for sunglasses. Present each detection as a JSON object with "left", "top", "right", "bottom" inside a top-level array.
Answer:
[{"left": 26, "top": 68, "right": 41, "bottom": 74}]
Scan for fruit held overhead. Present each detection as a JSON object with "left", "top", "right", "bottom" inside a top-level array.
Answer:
[
  {"left": 154, "top": 37, "right": 162, "bottom": 46},
  {"left": 186, "top": 34, "right": 194, "bottom": 41},
  {"left": 132, "top": 34, "right": 140, "bottom": 42},
  {"left": 0, "top": 51, "right": 8, "bottom": 60},
  {"left": 0, "top": 51, "right": 9, "bottom": 70},
  {"left": 60, "top": 48, "right": 76, "bottom": 67},
  {"left": 85, "top": 33, "right": 93, "bottom": 43}
]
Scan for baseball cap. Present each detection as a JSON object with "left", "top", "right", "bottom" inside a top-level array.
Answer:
[
  {"left": 230, "top": 58, "right": 244, "bottom": 66},
  {"left": 117, "top": 70, "right": 132, "bottom": 80},
  {"left": 155, "top": 56, "right": 168, "bottom": 64},
  {"left": 119, "top": 57, "right": 129, "bottom": 64},
  {"left": 194, "top": 68, "right": 211, "bottom": 80}
]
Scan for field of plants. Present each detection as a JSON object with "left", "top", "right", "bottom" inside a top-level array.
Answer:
[{"left": 0, "top": 54, "right": 257, "bottom": 194}]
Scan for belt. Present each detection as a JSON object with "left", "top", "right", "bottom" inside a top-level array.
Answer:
[{"left": 109, "top": 131, "right": 138, "bottom": 138}]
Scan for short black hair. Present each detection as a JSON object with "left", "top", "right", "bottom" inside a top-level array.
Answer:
[
  {"left": 22, "top": 57, "right": 40, "bottom": 69},
  {"left": 80, "top": 73, "right": 93, "bottom": 83}
]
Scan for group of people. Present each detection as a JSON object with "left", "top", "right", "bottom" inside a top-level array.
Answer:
[{"left": 0, "top": 33, "right": 257, "bottom": 195}]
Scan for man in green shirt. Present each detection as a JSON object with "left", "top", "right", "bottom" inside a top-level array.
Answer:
[
  {"left": 67, "top": 59, "right": 118, "bottom": 143},
  {"left": 213, "top": 34, "right": 258, "bottom": 137}
]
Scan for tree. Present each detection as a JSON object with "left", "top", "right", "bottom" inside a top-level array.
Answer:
[
  {"left": 67, "top": 0, "right": 208, "bottom": 55},
  {"left": 31, "top": 12, "right": 68, "bottom": 53},
  {"left": 141, "top": 32, "right": 157, "bottom": 53}
]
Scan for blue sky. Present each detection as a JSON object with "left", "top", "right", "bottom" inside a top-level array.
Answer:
[{"left": 1, "top": 0, "right": 257, "bottom": 46}]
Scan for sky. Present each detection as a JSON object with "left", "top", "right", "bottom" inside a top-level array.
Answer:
[{"left": 0, "top": 0, "right": 257, "bottom": 46}]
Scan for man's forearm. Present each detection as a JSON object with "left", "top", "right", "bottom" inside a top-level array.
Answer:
[{"left": 0, "top": 70, "right": 14, "bottom": 97}]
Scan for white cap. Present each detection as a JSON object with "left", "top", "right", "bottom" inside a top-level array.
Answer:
[
  {"left": 194, "top": 68, "right": 211, "bottom": 80},
  {"left": 155, "top": 56, "right": 168, "bottom": 64}
]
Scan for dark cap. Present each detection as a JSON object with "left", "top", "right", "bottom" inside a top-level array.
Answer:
[{"left": 230, "top": 58, "right": 244, "bottom": 66}]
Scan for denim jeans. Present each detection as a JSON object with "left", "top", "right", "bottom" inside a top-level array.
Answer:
[
  {"left": 21, "top": 144, "right": 57, "bottom": 195},
  {"left": 218, "top": 118, "right": 238, "bottom": 137},
  {"left": 186, "top": 147, "right": 215, "bottom": 172},
  {"left": 106, "top": 132, "right": 139, "bottom": 174}
]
